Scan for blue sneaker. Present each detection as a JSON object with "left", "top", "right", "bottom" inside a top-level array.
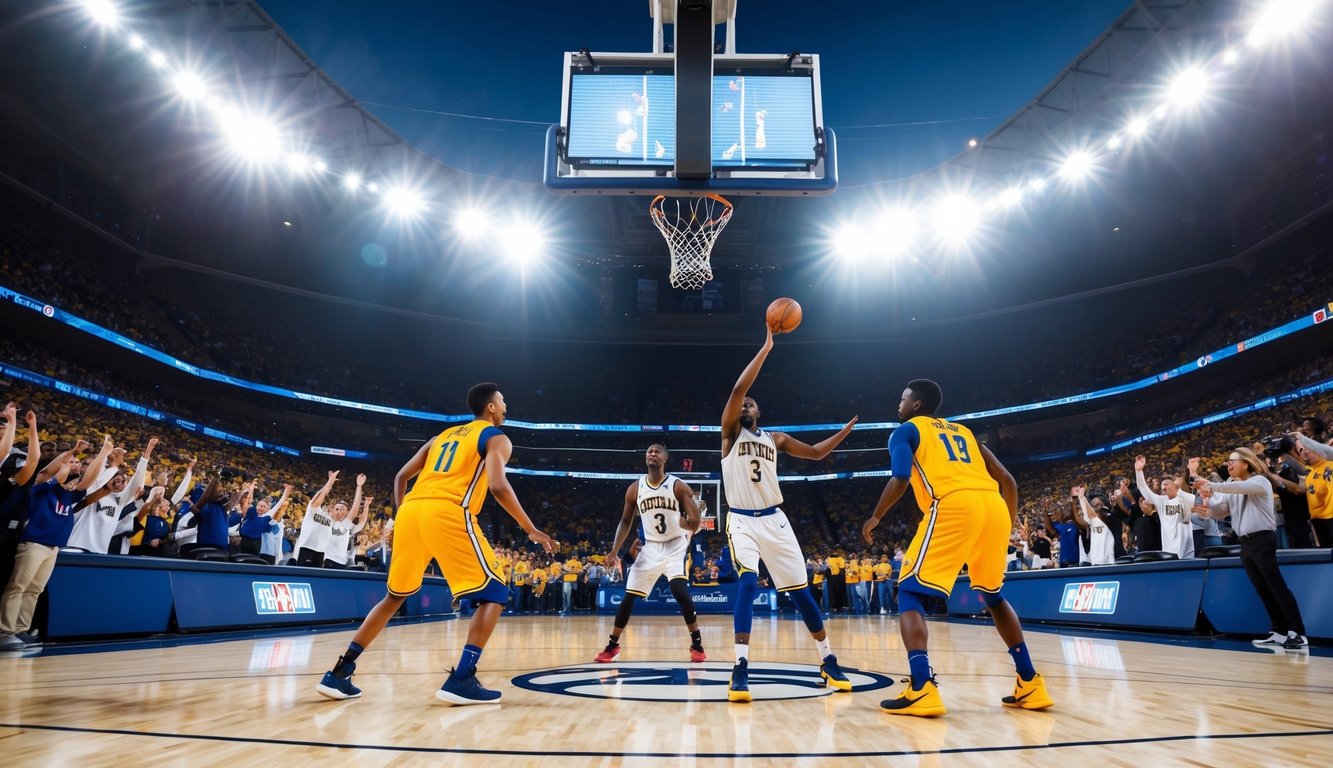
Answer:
[
  {"left": 436, "top": 668, "right": 502, "bottom": 705},
  {"left": 728, "top": 659, "right": 752, "bottom": 703},
  {"left": 316, "top": 660, "right": 362, "bottom": 700},
  {"left": 820, "top": 654, "right": 852, "bottom": 692}
]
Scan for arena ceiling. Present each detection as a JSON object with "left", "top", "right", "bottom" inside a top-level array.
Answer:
[{"left": 1, "top": 0, "right": 1331, "bottom": 339}]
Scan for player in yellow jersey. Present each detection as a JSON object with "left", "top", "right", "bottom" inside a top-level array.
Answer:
[
  {"left": 862, "top": 379, "right": 1052, "bottom": 717},
  {"left": 317, "top": 383, "right": 556, "bottom": 704}
]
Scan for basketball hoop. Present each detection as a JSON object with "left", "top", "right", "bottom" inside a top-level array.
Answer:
[{"left": 649, "top": 194, "right": 733, "bottom": 290}]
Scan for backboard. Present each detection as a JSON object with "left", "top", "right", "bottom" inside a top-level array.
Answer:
[{"left": 544, "top": 1, "right": 837, "bottom": 197}]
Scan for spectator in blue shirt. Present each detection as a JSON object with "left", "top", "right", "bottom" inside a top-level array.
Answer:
[{"left": 1, "top": 436, "right": 113, "bottom": 649}]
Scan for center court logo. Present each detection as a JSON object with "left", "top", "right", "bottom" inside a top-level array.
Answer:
[
  {"left": 511, "top": 662, "right": 895, "bottom": 702},
  {"left": 1059, "top": 581, "right": 1119, "bottom": 614}
]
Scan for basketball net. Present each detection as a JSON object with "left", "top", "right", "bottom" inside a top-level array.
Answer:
[{"left": 649, "top": 194, "right": 733, "bottom": 290}]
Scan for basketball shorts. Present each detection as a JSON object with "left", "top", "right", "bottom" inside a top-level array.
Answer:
[
  {"left": 625, "top": 534, "right": 690, "bottom": 596},
  {"left": 899, "top": 489, "right": 1010, "bottom": 596},
  {"left": 726, "top": 508, "right": 808, "bottom": 591},
  {"left": 387, "top": 498, "right": 509, "bottom": 603}
]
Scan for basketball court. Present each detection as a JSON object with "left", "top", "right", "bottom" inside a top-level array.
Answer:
[{"left": 2, "top": 615, "right": 1329, "bottom": 766}]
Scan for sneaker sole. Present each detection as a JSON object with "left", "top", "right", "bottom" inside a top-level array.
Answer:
[
  {"left": 1002, "top": 698, "right": 1054, "bottom": 710},
  {"left": 727, "top": 690, "right": 752, "bottom": 703},
  {"left": 881, "top": 704, "right": 946, "bottom": 717},
  {"left": 315, "top": 684, "right": 361, "bottom": 701},
  {"left": 594, "top": 653, "right": 621, "bottom": 663},
  {"left": 435, "top": 689, "right": 502, "bottom": 706},
  {"left": 820, "top": 671, "right": 852, "bottom": 692}
]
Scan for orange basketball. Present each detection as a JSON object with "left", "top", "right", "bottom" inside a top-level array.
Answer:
[{"left": 766, "top": 297, "right": 802, "bottom": 333}]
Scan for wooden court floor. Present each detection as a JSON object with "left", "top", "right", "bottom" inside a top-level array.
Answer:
[{"left": 1, "top": 614, "right": 1329, "bottom": 767}]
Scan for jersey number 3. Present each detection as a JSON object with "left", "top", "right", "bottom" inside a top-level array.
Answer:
[
  {"left": 937, "top": 434, "right": 972, "bottom": 463},
  {"left": 653, "top": 512, "right": 668, "bottom": 535},
  {"left": 749, "top": 459, "right": 762, "bottom": 482}
]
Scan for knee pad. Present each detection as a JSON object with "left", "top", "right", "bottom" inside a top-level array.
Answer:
[
  {"left": 668, "top": 579, "right": 697, "bottom": 624},
  {"left": 980, "top": 590, "right": 1006, "bottom": 609}
]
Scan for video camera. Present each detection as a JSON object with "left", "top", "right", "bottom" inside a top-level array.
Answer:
[{"left": 1261, "top": 435, "right": 1295, "bottom": 458}]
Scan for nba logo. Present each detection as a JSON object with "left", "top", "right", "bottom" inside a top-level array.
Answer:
[{"left": 253, "top": 582, "right": 317, "bottom": 614}]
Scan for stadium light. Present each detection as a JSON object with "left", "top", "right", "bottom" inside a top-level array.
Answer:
[
  {"left": 341, "top": 172, "right": 363, "bottom": 192},
  {"left": 453, "top": 206, "right": 489, "bottom": 239},
  {"left": 500, "top": 222, "right": 547, "bottom": 265},
  {"left": 1106, "top": 134, "right": 1123, "bottom": 151},
  {"left": 1168, "top": 66, "right": 1209, "bottom": 108},
  {"left": 1027, "top": 177, "right": 1048, "bottom": 194},
  {"left": 1250, "top": 0, "right": 1321, "bottom": 44},
  {"left": 1222, "top": 48, "right": 1241, "bottom": 65},
  {"left": 127, "top": 33, "right": 144, "bottom": 50},
  {"left": 218, "top": 109, "right": 281, "bottom": 164},
  {"left": 998, "top": 187, "right": 1024, "bottom": 209},
  {"left": 872, "top": 209, "right": 917, "bottom": 256},
  {"left": 930, "top": 195, "right": 980, "bottom": 245},
  {"left": 1125, "top": 115, "right": 1150, "bottom": 138},
  {"left": 365, "top": 181, "right": 380, "bottom": 194},
  {"left": 312, "top": 159, "right": 328, "bottom": 173},
  {"left": 170, "top": 70, "right": 207, "bottom": 101},
  {"left": 148, "top": 50, "right": 167, "bottom": 69},
  {"left": 1059, "top": 150, "right": 1095, "bottom": 181},
  {"left": 81, "top": 0, "right": 119, "bottom": 27},
  {"left": 285, "top": 153, "right": 322, "bottom": 176},
  {"left": 382, "top": 185, "right": 427, "bottom": 221},
  {"left": 967, "top": 138, "right": 979, "bottom": 148}
]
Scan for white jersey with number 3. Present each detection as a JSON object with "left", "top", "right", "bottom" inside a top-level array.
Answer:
[
  {"left": 722, "top": 427, "right": 783, "bottom": 510},
  {"left": 638, "top": 474, "right": 686, "bottom": 542}
]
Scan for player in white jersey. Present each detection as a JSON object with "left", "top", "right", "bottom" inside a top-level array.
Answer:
[
  {"left": 596, "top": 444, "right": 705, "bottom": 663},
  {"left": 722, "top": 324, "right": 858, "bottom": 702},
  {"left": 1074, "top": 486, "right": 1115, "bottom": 566}
]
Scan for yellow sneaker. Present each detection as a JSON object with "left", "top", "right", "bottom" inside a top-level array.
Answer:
[
  {"left": 1001, "top": 673, "right": 1054, "bottom": 710},
  {"left": 728, "top": 659, "right": 752, "bottom": 703},
  {"left": 880, "top": 679, "right": 946, "bottom": 717}
]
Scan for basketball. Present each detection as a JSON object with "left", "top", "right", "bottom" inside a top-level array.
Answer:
[{"left": 766, "top": 297, "right": 802, "bottom": 333}]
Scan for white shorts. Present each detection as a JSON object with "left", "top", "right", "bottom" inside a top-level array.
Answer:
[
  {"left": 625, "top": 535, "right": 691, "bottom": 596},
  {"left": 726, "top": 508, "right": 808, "bottom": 591}
]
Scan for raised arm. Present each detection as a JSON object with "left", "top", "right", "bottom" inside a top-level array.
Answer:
[
  {"left": 1134, "top": 455, "right": 1163, "bottom": 505},
  {"left": 0, "top": 403, "right": 16, "bottom": 459},
  {"left": 310, "top": 470, "right": 338, "bottom": 510},
  {"left": 35, "top": 439, "right": 87, "bottom": 486},
  {"left": 350, "top": 473, "right": 366, "bottom": 522},
  {"left": 119, "top": 437, "right": 157, "bottom": 506},
  {"left": 483, "top": 433, "right": 555, "bottom": 553},
  {"left": 1194, "top": 475, "right": 1272, "bottom": 496},
  {"left": 76, "top": 436, "right": 116, "bottom": 492},
  {"left": 1071, "top": 487, "right": 1092, "bottom": 530},
  {"left": 12, "top": 410, "right": 43, "bottom": 486},
  {"left": 721, "top": 326, "right": 774, "bottom": 445},
  {"left": 271, "top": 483, "right": 294, "bottom": 521},
  {"left": 169, "top": 456, "right": 196, "bottom": 505},
  {"left": 605, "top": 482, "right": 639, "bottom": 573},
  {"left": 1294, "top": 432, "right": 1333, "bottom": 461},
  {"left": 772, "top": 416, "right": 859, "bottom": 461}
]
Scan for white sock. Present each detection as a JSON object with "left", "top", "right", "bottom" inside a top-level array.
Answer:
[
  {"left": 815, "top": 637, "right": 832, "bottom": 660},
  {"left": 735, "top": 643, "right": 748, "bottom": 662}
]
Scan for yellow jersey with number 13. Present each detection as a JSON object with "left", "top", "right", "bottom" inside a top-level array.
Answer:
[
  {"left": 903, "top": 415, "right": 998, "bottom": 509},
  {"left": 405, "top": 419, "right": 504, "bottom": 511}
]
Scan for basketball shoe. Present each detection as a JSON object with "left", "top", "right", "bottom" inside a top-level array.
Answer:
[
  {"left": 689, "top": 643, "right": 706, "bottom": 663},
  {"left": 316, "top": 658, "right": 362, "bottom": 700},
  {"left": 1252, "top": 631, "right": 1287, "bottom": 647},
  {"left": 1282, "top": 632, "right": 1309, "bottom": 650},
  {"left": 436, "top": 668, "right": 502, "bottom": 705},
  {"left": 819, "top": 654, "right": 852, "bottom": 691},
  {"left": 728, "top": 658, "right": 752, "bottom": 703},
  {"left": 881, "top": 677, "right": 946, "bottom": 717},
  {"left": 595, "top": 641, "right": 621, "bottom": 663},
  {"left": 1001, "top": 673, "right": 1054, "bottom": 710}
]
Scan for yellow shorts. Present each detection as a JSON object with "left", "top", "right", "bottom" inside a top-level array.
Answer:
[
  {"left": 899, "top": 489, "right": 1010, "bottom": 596},
  {"left": 387, "top": 498, "right": 508, "bottom": 602}
]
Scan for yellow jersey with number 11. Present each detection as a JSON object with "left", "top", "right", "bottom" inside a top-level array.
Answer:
[{"left": 405, "top": 419, "right": 504, "bottom": 511}]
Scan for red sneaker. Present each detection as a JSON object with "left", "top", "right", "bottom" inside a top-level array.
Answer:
[
  {"left": 595, "top": 643, "right": 621, "bottom": 663},
  {"left": 689, "top": 645, "right": 706, "bottom": 663}
]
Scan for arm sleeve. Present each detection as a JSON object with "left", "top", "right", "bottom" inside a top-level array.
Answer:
[
  {"left": 1135, "top": 470, "right": 1163, "bottom": 504},
  {"left": 477, "top": 426, "right": 504, "bottom": 458},
  {"left": 1208, "top": 476, "right": 1271, "bottom": 496},
  {"left": 169, "top": 469, "right": 193, "bottom": 505},
  {"left": 118, "top": 458, "right": 150, "bottom": 509},
  {"left": 1297, "top": 434, "right": 1333, "bottom": 461},
  {"left": 887, "top": 422, "right": 920, "bottom": 479}
]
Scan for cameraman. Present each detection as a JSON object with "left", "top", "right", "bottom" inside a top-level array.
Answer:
[{"left": 1256, "top": 436, "right": 1313, "bottom": 548}]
